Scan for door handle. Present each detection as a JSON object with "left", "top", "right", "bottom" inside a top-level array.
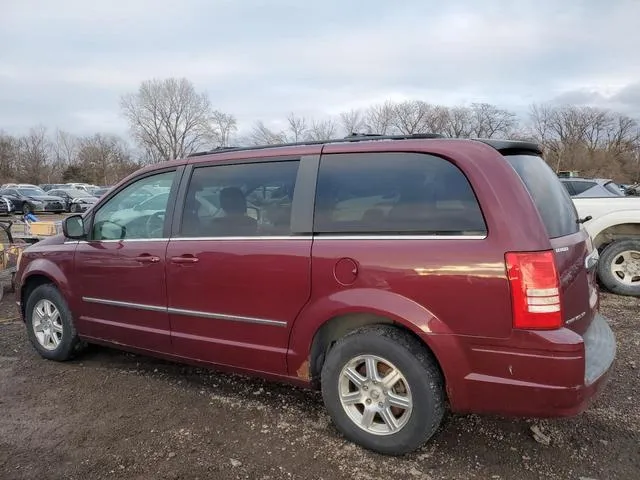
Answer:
[
  {"left": 135, "top": 255, "right": 160, "bottom": 263},
  {"left": 171, "top": 255, "right": 199, "bottom": 264}
]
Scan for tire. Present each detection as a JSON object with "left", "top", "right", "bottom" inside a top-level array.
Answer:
[
  {"left": 70, "top": 204, "right": 80, "bottom": 213},
  {"left": 22, "top": 202, "right": 31, "bottom": 215},
  {"left": 24, "top": 284, "right": 83, "bottom": 361},
  {"left": 321, "top": 325, "right": 445, "bottom": 455},
  {"left": 598, "top": 239, "right": 640, "bottom": 297}
]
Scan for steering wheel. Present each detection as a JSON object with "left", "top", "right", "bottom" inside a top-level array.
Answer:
[{"left": 145, "top": 211, "right": 165, "bottom": 238}]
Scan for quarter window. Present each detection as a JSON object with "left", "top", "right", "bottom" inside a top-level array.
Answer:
[
  {"left": 314, "top": 153, "right": 486, "bottom": 235},
  {"left": 180, "top": 161, "right": 299, "bottom": 237},
  {"left": 92, "top": 171, "right": 176, "bottom": 240}
]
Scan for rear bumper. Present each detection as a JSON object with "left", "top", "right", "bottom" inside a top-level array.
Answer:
[{"left": 443, "top": 313, "right": 616, "bottom": 417}]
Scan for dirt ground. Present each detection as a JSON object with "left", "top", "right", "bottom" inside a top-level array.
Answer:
[{"left": 0, "top": 291, "right": 638, "bottom": 480}]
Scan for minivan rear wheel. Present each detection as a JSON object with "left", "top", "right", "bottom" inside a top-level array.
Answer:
[
  {"left": 321, "top": 325, "right": 445, "bottom": 455},
  {"left": 25, "top": 284, "right": 83, "bottom": 361},
  {"left": 598, "top": 239, "right": 640, "bottom": 297}
]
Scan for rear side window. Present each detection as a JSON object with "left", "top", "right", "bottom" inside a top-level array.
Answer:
[
  {"left": 505, "top": 155, "right": 579, "bottom": 238},
  {"left": 314, "top": 152, "right": 486, "bottom": 236},
  {"left": 570, "top": 181, "right": 597, "bottom": 195}
]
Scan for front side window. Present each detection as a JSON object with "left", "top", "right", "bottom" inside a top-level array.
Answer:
[
  {"left": 314, "top": 153, "right": 486, "bottom": 235},
  {"left": 180, "top": 161, "right": 299, "bottom": 237},
  {"left": 92, "top": 171, "right": 176, "bottom": 240}
]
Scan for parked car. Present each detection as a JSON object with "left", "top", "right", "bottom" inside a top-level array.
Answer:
[
  {"left": 39, "top": 184, "right": 69, "bottom": 192},
  {"left": 66, "top": 183, "right": 98, "bottom": 194},
  {"left": 0, "top": 187, "right": 66, "bottom": 214},
  {"left": 622, "top": 183, "right": 640, "bottom": 196},
  {"left": 47, "top": 188, "right": 98, "bottom": 213},
  {"left": 561, "top": 177, "right": 624, "bottom": 198},
  {"left": 88, "top": 187, "right": 111, "bottom": 198},
  {"left": 0, "top": 196, "right": 16, "bottom": 216},
  {"left": 572, "top": 196, "right": 640, "bottom": 296},
  {"left": 15, "top": 135, "right": 615, "bottom": 455}
]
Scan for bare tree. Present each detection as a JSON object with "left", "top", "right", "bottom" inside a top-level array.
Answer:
[
  {"left": 248, "top": 121, "right": 286, "bottom": 145},
  {"left": 470, "top": 103, "right": 517, "bottom": 138},
  {"left": 393, "top": 100, "right": 430, "bottom": 134},
  {"left": 442, "top": 107, "right": 474, "bottom": 138},
  {"left": 364, "top": 101, "right": 397, "bottom": 135},
  {"left": 210, "top": 110, "right": 237, "bottom": 148},
  {"left": 0, "top": 132, "right": 17, "bottom": 182},
  {"left": 50, "top": 130, "right": 78, "bottom": 180},
  {"left": 75, "top": 134, "right": 136, "bottom": 186},
  {"left": 16, "top": 125, "right": 52, "bottom": 183},
  {"left": 306, "top": 119, "right": 337, "bottom": 141},
  {"left": 120, "top": 77, "right": 218, "bottom": 162},
  {"left": 423, "top": 105, "right": 450, "bottom": 135},
  {"left": 286, "top": 113, "right": 308, "bottom": 142},
  {"left": 340, "top": 109, "right": 365, "bottom": 135}
]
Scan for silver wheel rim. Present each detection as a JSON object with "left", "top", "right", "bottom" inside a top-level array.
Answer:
[
  {"left": 32, "top": 299, "right": 63, "bottom": 350},
  {"left": 338, "top": 354, "right": 413, "bottom": 436},
  {"left": 610, "top": 250, "right": 640, "bottom": 286}
]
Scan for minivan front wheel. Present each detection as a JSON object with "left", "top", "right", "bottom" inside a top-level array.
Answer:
[
  {"left": 321, "top": 325, "right": 445, "bottom": 455},
  {"left": 598, "top": 239, "right": 640, "bottom": 297},
  {"left": 25, "top": 284, "right": 82, "bottom": 361}
]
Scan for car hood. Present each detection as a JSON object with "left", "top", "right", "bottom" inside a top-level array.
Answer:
[
  {"left": 74, "top": 196, "right": 98, "bottom": 203},
  {"left": 27, "top": 195, "right": 64, "bottom": 201}
]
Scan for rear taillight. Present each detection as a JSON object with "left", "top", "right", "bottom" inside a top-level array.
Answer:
[{"left": 505, "top": 250, "right": 562, "bottom": 330}]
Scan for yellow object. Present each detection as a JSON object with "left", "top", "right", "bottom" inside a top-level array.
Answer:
[{"left": 28, "top": 221, "right": 62, "bottom": 236}]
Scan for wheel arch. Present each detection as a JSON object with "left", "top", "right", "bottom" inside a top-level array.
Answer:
[
  {"left": 307, "top": 313, "right": 448, "bottom": 388},
  {"left": 19, "top": 260, "right": 72, "bottom": 320},
  {"left": 20, "top": 273, "right": 57, "bottom": 319},
  {"left": 592, "top": 221, "right": 640, "bottom": 250},
  {"left": 288, "top": 289, "right": 459, "bottom": 394}
]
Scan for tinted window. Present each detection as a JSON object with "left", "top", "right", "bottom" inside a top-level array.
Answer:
[
  {"left": 569, "top": 181, "right": 597, "bottom": 195},
  {"left": 92, "top": 171, "right": 176, "bottom": 240},
  {"left": 505, "top": 155, "right": 579, "bottom": 238},
  {"left": 314, "top": 153, "right": 486, "bottom": 235},
  {"left": 560, "top": 181, "right": 576, "bottom": 196},
  {"left": 180, "top": 161, "right": 299, "bottom": 237}
]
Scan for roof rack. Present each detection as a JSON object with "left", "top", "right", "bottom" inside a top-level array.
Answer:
[{"left": 187, "top": 133, "right": 446, "bottom": 157}]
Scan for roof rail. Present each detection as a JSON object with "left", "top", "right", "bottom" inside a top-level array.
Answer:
[{"left": 187, "top": 132, "right": 446, "bottom": 157}]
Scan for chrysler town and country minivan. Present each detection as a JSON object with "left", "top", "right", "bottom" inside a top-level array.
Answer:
[{"left": 15, "top": 134, "right": 616, "bottom": 455}]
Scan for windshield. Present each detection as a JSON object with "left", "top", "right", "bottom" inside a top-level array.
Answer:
[
  {"left": 17, "top": 188, "right": 45, "bottom": 196},
  {"left": 604, "top": 181, "right": 624, "bottom": 196},
  {"left": 505, "top": 155, "right": 580, "bottom": 238}
]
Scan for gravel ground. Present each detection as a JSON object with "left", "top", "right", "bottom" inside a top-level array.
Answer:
[{"left": 0, "top": 291, "right": 638, "bottom": 480}]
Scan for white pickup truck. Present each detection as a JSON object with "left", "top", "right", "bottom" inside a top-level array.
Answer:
[{"left": 573, "top": 196, "right": 640, "bottom": 296}]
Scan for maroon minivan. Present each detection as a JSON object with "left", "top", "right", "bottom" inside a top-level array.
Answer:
[{"left": 15, "top": 135, "right": 616, "bottom": 455}]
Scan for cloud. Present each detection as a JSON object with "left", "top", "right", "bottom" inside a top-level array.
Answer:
[{"left": 1, "top": 0, "right": 640, "bottom": 135}]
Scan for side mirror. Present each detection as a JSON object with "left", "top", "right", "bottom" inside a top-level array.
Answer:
[{"left": 62, "top": 215, "right": 85, "bottom": 239}]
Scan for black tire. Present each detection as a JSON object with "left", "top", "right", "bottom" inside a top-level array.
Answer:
[
  {"left": 22, "top": 202, "right": 31, "bottom": 215},
  {"left": 70, "top": 204, "right": 80, "bottom": 213},
  {"left": 25, "top": 284, "right": 83, "bottom": 361},
  {"left": 598, "top": 239, "right": 640, "bottom": 297},
  {"left": 321, "top": 325, "right": 445, "bottom": 455}
]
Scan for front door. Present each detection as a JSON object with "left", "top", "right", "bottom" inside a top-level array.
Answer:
[
  {"left": 73, "top": 169, "right": 179, "bottom": 353},
  {"left": 166, "top": 159, "right": 312, "bottom": 375}
]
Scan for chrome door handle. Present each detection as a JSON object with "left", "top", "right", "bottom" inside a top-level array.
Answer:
[
  {"left": 135, "top": 255, "right": 160, "bottom": 263},
  {"left": 171, "top": 255, "right": 199, "bottom": 264}
]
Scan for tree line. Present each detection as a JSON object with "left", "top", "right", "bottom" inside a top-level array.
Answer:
[{"left": 2, "top": 77, "right": 639, "bottom": 186}]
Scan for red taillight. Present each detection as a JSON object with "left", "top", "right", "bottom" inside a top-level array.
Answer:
[{"left": 505, "top": 250, "right": 562, "bottom": 330}]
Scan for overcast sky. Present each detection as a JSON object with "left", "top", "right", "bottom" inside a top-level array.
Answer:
[{"left": 2, "top": 0, "right": 640, "bottom": 138}]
